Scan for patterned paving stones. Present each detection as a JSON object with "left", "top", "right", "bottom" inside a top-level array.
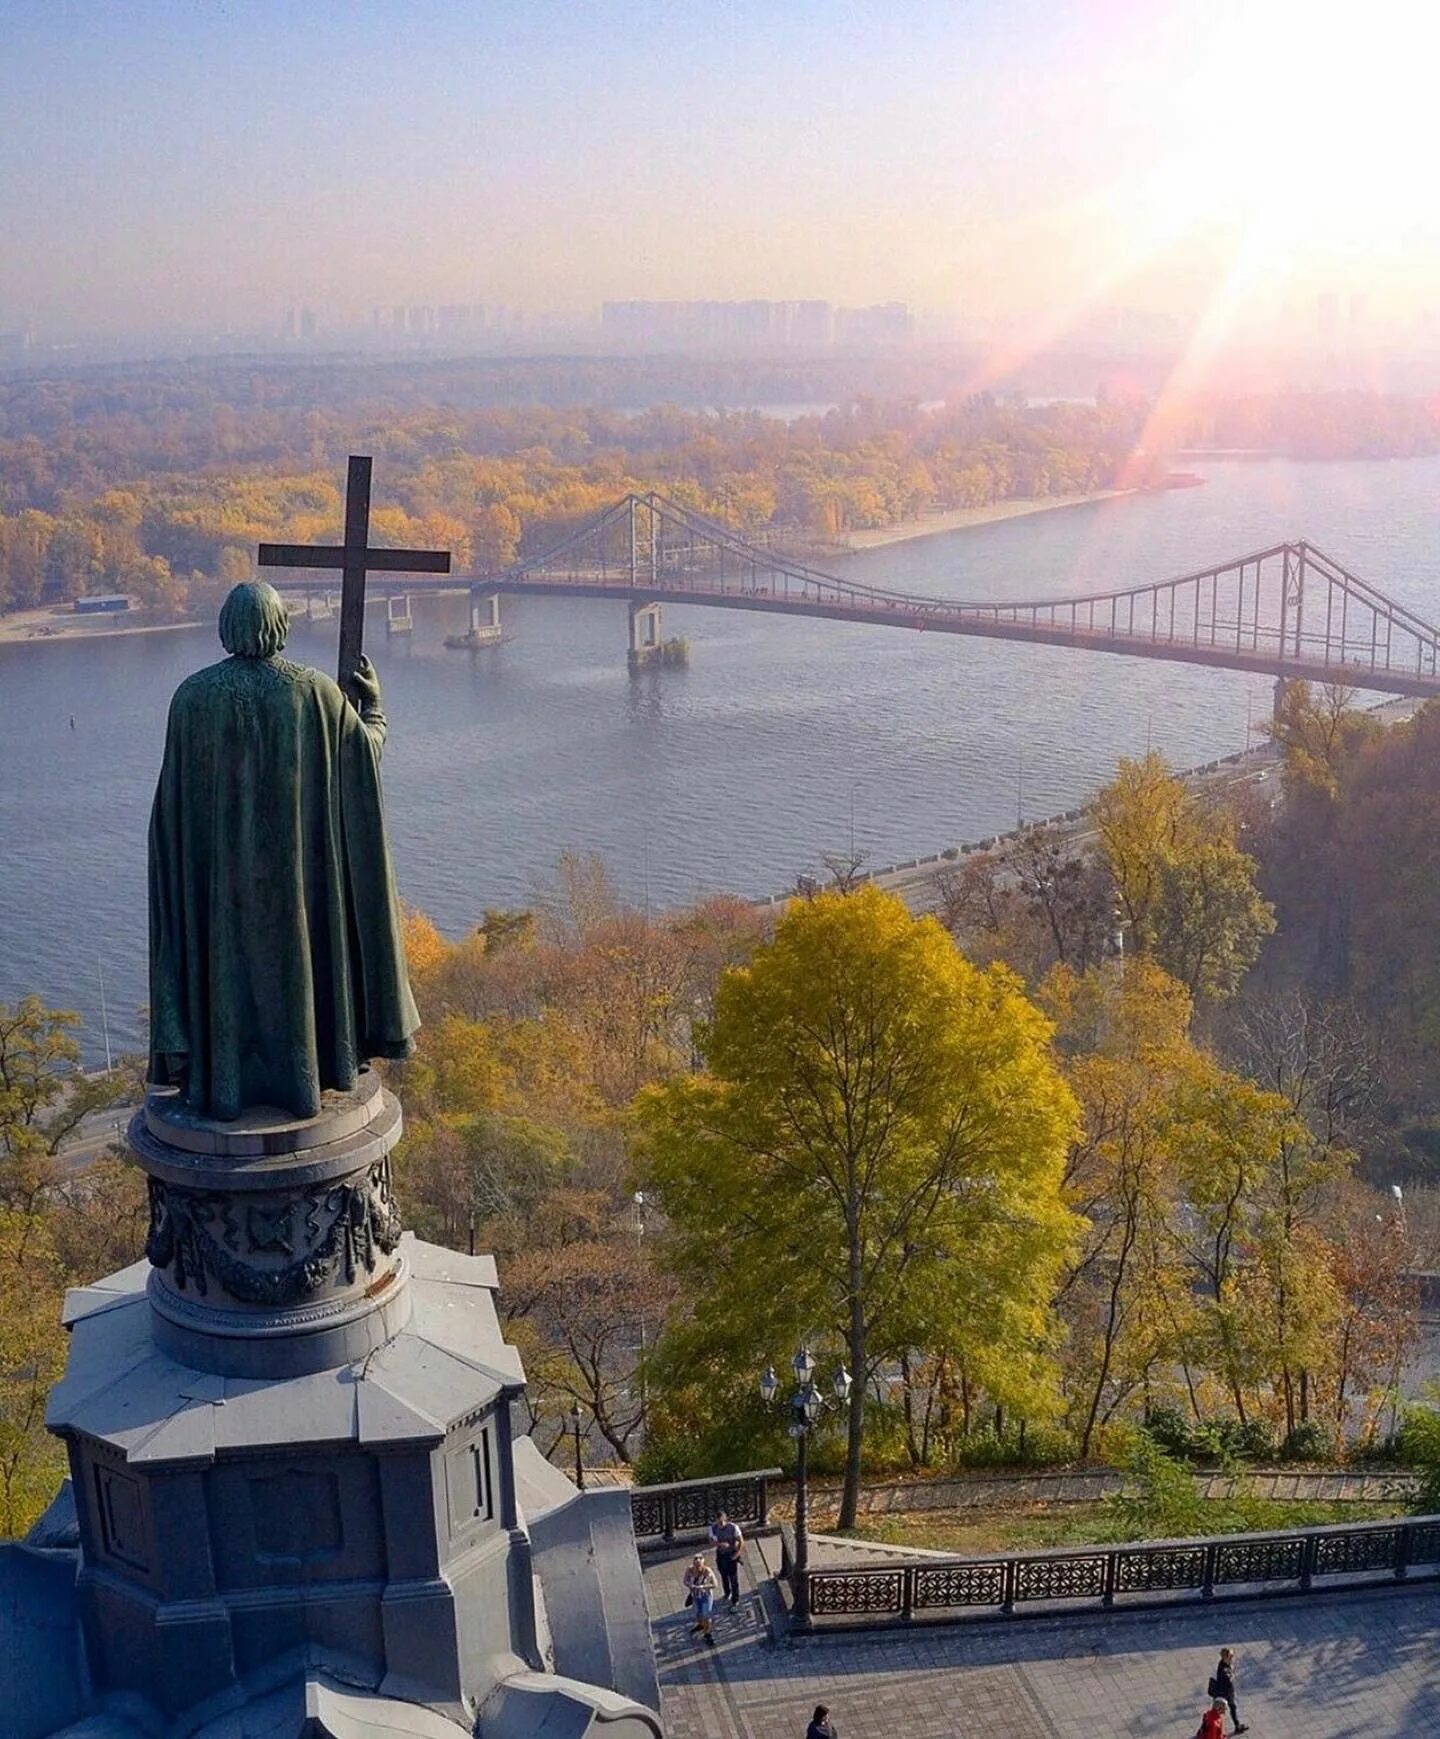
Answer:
[{"left": 644, "top": 1546, "right": 1440, "bottom": 1737}]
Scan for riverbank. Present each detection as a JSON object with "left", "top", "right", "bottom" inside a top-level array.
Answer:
[
  {"left": 0, "top": 604, "right": 204, "bottom": 647},
  {"left": 843, "top": 487, "right": 1132, "bottom": 549}
]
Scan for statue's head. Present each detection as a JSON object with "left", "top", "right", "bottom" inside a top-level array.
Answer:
[{"left": 219, "top": 581, "right": 290, "bottom": 659}]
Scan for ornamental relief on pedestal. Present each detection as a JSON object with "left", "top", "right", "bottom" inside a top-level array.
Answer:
[{"left": 145, "top": 1158, "right": 402, "bottom": 1305}]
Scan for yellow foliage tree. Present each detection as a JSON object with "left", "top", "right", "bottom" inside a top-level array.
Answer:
[{"left": 634, "top": 885, "right": 1080, "bottom": 1526}]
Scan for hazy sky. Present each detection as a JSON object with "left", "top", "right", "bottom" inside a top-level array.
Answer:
[{"left": 2, "top": 0, "right": 1435, "bottom": 337}]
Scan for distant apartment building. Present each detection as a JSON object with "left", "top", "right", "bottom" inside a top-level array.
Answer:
[
  {"left": 786, "top": 300, "right": 834, "bottom": 347},
  {"left": 1068, "top": 305, "right": 1179, "bottom": 352},
  {"left": 833, "top": 301, "right": 912, "bottom": 347},
  {"left": 600, "top": 297, "right": 908, "bottom": 350}
]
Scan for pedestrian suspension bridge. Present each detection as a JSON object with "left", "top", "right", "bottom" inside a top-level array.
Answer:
[{"left": 284, "top": 491, "right": 1440, "bottom": 698}]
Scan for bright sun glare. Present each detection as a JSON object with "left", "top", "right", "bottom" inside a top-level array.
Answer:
[{"left": 1162, "top": 0, "right": 1438, "bottom": 254}]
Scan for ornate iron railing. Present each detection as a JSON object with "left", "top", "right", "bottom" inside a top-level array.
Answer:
[
  {"left": 629, "top": 1467, "right": 781, "bottom": 1544},
  {"left": 792, "top": 1515, "right": 1440, "bottom": 1624}
]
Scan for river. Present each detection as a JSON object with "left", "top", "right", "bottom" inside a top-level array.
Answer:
[{"left": 3, "top": 456, "right": 1440, "bottom": 1063}]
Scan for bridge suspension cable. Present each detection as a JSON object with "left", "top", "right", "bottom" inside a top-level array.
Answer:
[{"left": 480, "top": 492, "right": 1440, "bottom": 697}]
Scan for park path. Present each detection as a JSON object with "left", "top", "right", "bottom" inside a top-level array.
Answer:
[
  {"left": 642, "top": 1543, "right": 1440, "bottom": 1738},
  {"left": 784, "top": 1466, "right": 1416, "bottom": 1521}
]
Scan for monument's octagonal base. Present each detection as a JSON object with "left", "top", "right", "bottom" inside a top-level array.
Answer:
[{"left": 36, "top": 1081, "right": 662, "bottom": 1738}]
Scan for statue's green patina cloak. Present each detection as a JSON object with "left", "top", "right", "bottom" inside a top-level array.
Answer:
[{"left": 148, "top": 587, "right": 418, "bottom": 1121}]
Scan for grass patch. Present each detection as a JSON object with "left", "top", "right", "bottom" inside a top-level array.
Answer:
[{"left": 845, "top": 1498, "right": 1407, "bottom": 1556}]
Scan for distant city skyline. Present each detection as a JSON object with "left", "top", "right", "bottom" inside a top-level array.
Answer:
[{"left": 2, "top": 0, "right": 1437, "bottom": 352}]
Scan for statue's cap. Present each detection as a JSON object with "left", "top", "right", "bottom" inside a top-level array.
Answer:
[{"left": 220, "top": 581, "right": 290, "bottom": 658}]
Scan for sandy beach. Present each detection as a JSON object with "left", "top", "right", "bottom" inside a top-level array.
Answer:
[
  {"left": 0, "top": 604, "right": 204, "bottom": 648},
  {"left": 843, "top": 487, "right": 1132, "bottom": 550}
]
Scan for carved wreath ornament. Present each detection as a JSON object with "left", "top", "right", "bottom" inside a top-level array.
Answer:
[{"left": 146, "top": 1159, "right": 402, "bottom": 1306}]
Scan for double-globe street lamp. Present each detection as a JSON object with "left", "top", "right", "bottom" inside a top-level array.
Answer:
[{"left": 760, "top": 1347, "right": 851, "bottom": 1629}]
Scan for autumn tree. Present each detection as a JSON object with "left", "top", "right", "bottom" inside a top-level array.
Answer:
[
  {"left": 1046, "top": 961, "right": 1199, "bottom": 1453},
  {"left": 0, "top": 997, "right": 137, "bottom": 1536},
  {"left": 0, "top": 997, "right": 130, "bottom": 1207},
  {"left": 1268, "top": 680, "right": 1380, "bottom": 797},
  {"left": 0, "top": 1207, "right": 68, "bottom": 1537},
  {"left": 633, "top": 885, "right": 1079, "bottom": 1526},
  {"left": 500, "top": 1197, "right": 677, "bottom": 1463},
  {"left": 1094, "top": 753, "right": 1273, "bottom": 999}
]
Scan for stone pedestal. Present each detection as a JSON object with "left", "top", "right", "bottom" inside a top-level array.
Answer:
[
  {"left": 37, "top": 1069, "right": 662, "bottom": 1738},
  {"left": 133, "top": 1070, "right": 410, "bottom": 1378}
]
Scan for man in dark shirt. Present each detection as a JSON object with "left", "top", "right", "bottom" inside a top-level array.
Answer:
[
  {"left": 709, "top": 1510, "right": 744, "bottom": 1608},
  {"left": 1210, "top": 1647, "right": 1247, "bottom": 1733}
]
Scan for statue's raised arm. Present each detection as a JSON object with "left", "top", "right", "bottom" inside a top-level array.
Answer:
[{"left": 147, "top": 581, "right": 419, "bottom": 1121}]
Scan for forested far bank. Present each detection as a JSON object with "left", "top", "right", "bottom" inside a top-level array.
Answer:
[
  {"left": 0, "top": 393, "right": 1144, "bottom": 615},
  {"left": 5, "top": 368, "right": 1440, "bottom": 617}
]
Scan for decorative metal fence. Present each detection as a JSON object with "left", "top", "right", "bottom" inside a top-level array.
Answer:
[
  {"left": 788, "top": 1516, "right": 1440, "bottom": 1624},
  {"left": 630, "top": 1468, "right": 781, "bottom": 1544}
]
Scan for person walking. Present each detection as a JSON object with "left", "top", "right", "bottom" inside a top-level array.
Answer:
[
  {"left": 1210, "top": 1647, "right": 1248, "bottom": 1733},
  {"left": 709, "top": 1509, "right": 745, "bottom": 1609},
  {"left": 682, "top": 1554, "right": 717, "bottom": 1646},
  {"left": 1197, "top": 1696, "right": 1228, "bottom": 1739},
  {"left": 805, "top": 1704, "right": 836, "bottom": 1739}
]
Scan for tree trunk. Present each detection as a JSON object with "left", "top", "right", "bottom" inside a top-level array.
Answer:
[
  {"left": 838, "top": 1237, "right": 866, "bottom": 1530},
  {"left": 900, "top": 1350, "right": 920, "bottom": 1469}
]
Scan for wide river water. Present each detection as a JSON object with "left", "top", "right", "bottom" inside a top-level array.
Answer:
[{"left": 4, "top": 456, "right": 1440, "bottom": 1063}]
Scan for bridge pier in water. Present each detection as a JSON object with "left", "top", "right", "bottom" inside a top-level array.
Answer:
[
  {"left": 384, "top": 593, "right": 412, "bottom": 637},
  {"left": 628, "top": 599, "right": 664, "bottom": 672},
  {"left": 468, "top": 588, "right": 503, "bottom": 643},
  {"left": 442, "top": 589, "right": 504, "bottom": 652}
]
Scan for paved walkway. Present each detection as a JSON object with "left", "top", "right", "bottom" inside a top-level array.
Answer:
[{"left": 643, "top": 1547, "right": 1440, "bottom": 1738}]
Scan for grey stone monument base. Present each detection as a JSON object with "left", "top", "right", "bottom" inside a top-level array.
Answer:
[
  {"left": 30, "top": 1076, "right": 665, "bottom": 1736},
  {"left": 132, "top": 1071, "right": 411, "bottom": 1379}
]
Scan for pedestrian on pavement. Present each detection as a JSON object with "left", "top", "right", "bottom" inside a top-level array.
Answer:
[
  {"left": 1196, "top": 1698, "right": 1227, "bottom": 1739},
  {"left": 709, "top": 1509, "right": 745, "bottom": 1608},
  {"left": 681, "top": 1553, "right": 717, "bottom": 1646},
  {"left": 805, "top": 1703, "right": 836, "bottom": 1739},
  {"left": 1209, "top": 1646, "right": 1248, "bottom": 1733}
]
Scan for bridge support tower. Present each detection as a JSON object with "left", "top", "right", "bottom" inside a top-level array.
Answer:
[
  {"left": 628, "top": 599, "right": 663, "bottom": 672},
  {"left": 385, "top": 593, "right": 413, "bottom": 637},
  {"left": 443, "top": 589, "right": 504, "bottom": 652},
  {"left": 469, "top": 588, "right": 503, "bottom": 644}
]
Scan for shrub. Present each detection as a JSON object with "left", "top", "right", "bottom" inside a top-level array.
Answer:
[
  {"left": 1225, "top": 1418, "right": 1279, "bottom": 1462},
  {"left": 633, "top": 1437, "right": 702, "bottom": 1487},
  {"left": 1142, "top": 1405, "right": 1194, "bottom": 1460},
  {"left": 1106, "top": 1429, "right": 1208, "bottom": 1540},
  {"left": 1279, "top": 1420, "right": 1335, "bottom": 1463},
  {"left": 1398, "top": 1405, "right": 1440, "bottom": 1511},
  {"left": 953, "top": 1424, "right": 1077, "bottom": 1470}
]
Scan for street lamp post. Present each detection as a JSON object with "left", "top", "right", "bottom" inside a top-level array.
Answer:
[
  {"left": 761, "top": 1347, "right": 851, "bottom": 1630},
  {"left": 633, "top": 1191, "right": 649, "bottom": 1420},
  {"left": 570, "top": 1399, "right": 585, "bottom": 1491}
]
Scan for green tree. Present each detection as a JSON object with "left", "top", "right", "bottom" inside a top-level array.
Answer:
[
  {"left": 1151, "top": 838, "right": 1276, "bottom": 999},
  {"left": 1268, "top": 680, "right": 1379, "bottom": 796},
  {"left": 1094, "top": 753, "right": 1273, "bottom": 999},
  {"left": 0, "top": 996, "right": 127, "bottom": 1207},
  {"left": 1046, "top": 961, "right": 1200, "bottom": 1454},
  {"left": 633, "top": 885, "right": 1079, "bottom": 1527}
]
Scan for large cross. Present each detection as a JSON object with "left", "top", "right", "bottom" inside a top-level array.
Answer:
[{"left": 257, "top": 455, "right": 451, "bottom": 703}]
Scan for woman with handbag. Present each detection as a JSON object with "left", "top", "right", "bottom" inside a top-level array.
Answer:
[{"left": 682, "top": 1554, "right": 718, "bottom": 1646}]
